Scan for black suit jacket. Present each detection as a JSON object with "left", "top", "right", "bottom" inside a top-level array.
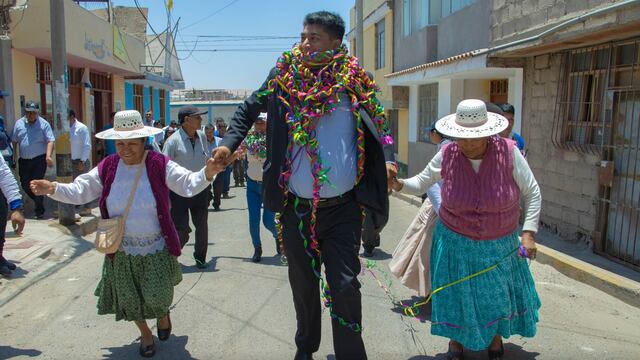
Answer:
[{"left": 220, "top": 68, "right": 396, "bottom": 231}]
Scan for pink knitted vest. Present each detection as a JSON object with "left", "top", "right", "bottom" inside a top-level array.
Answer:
[
  {"left": 97, "top": 151, "right": 181, "bottom": 257},
  {"left": 439, "top": 137, "right": 520, "bottom": 240}
]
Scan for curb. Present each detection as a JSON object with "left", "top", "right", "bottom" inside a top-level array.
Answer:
[
  {"left": 535, "top": 244, "right": 640, "bottom": 309},
  {"left": 390, "top": 192, "right": 640, "bottom": 309}
]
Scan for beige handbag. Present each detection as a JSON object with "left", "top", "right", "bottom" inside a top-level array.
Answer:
[{"left": 94, "top": 151, "right": 147, "bottom": 254}]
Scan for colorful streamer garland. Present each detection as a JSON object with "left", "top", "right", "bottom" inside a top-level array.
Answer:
[
  {"left": 261, "top": 45, "right": 394, "bottom": 332},
  {"left": 243, "top": 129, "right": 267, "bottom": 159}
]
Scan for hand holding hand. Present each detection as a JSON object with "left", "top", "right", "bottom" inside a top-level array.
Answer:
[
  {"left": 389, "top": 177, "right": 404, "bottom": 192},
  {"left": 205, "top": 157, "right": 225, "bottom": 181},
  {"left": 10, "top": 210, "right": 25, "bottom": 235},
  {"left": 30, "top": 179, "right": 56, "bottom": 196},
  {"left": 212, "top": 146, "right": 231, "bottom": 166},
  {"left": 45, "top": 156, "right": 54, "bottom": 167}
]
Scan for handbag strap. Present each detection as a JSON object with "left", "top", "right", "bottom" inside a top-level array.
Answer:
[{"left": 122, "top": 150, "right": 148, "bottom": 221}]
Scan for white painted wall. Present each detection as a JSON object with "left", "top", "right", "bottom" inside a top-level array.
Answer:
[{"left": 508, "top": 69, "right": 524, "bottom": 135}]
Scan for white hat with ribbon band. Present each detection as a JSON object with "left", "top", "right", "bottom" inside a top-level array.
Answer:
[
  {"left": 95, "top": 110, "right": 163, "bottom": 140},
  {"left": 435, "top": 99, "right": 508, "bottom": 139}
]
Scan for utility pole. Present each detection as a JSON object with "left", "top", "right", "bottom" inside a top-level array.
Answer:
[
  {"left": 50, "top": 0, "right": 74, "bottom": 225},
  {"left": 0, "top": 1, "right": 16, "bottom": 128},
  {"left": 355, "top": 0, "right": 364, "bottom": 61}
]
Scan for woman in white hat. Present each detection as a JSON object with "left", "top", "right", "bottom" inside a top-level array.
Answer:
[
  {"left": 390, "top": 99, "right": 541, "bottom": 360},
  {"left": 30, "top": 110, "right": 223, "bottom": 358}
]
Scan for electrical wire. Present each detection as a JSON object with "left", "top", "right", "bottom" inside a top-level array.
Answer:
[{"left": 180, "top": 0, "right": 241, "bottom": 30}]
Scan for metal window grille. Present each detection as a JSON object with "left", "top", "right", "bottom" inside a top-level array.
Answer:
[
  {"left": 554, "top": 38, "right": 640, "bottom": 268},
  {"left": 418, "top": 83, "right": 438, "bottom": 143},
  {"left": 133, "top": 84, "right": 144, "bottom": 114}
]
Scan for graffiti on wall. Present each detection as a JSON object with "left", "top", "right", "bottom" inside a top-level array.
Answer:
[{"left": 84, "top": 33, "right": 112, "bottom": 60}]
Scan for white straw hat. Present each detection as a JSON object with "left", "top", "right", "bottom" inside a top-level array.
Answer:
[
  {"left": 435, "top": 99, "right": 508, "bottom": 139},
  {"left": 95, "top": 110, "right": 163, "bottom": 140}
]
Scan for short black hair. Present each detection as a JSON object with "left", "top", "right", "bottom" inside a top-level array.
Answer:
[
  {"left": 498, "top": 103, "right": 515, "bottom": 114},
  {"left": 110, "top": 111, "right": 117, "bottom": 118},
  {"left": 303, "top": 11, "right": 345, "bottom": 40},
  {"left": 485, "top": 102, "right": 504, "bottom": 115},
  {"left": 68, "top": 109, "right": 76, "bottom": 118}
]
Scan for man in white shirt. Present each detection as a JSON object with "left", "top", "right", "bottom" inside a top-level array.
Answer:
[
  {"left": 205, "top": 124, "right": 224, "bottom": 211},
  {"left": 68, "top": 109, "right": 92, "bottom": 216}
]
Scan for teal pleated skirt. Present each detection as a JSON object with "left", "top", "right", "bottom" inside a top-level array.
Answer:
[
  {"left": 430, "top": 220, "right": 541, "bottom": 351},
  {"left": 94, "top": 249, "right": 182, "bottom": 322}
]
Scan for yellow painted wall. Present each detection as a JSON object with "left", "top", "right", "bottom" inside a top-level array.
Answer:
[
  {"left": 112, "top": 75, "right": 125, "bottom": 112},
  {"left": 372, "top": 13, "right": 393, "bottom": 105},
  {"left": 9, "top": 50, "right": 38, "bottom": 128},
  {"left": 398, "top": 109, "right": 409, "bottom": 164},
  {"left": 463, "top": 79, "right": 491, "bottom": 101}
]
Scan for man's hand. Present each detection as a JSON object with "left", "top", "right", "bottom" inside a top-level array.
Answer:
[
  {"left": 10, "top": 210, "right": 25, "bottom": 235},
  {"left": 45, "top": 156, "right": 54, "bottom": 167},
  {"left": 386, "top": 163, "right": 398, "bottom": 192},
  {"left": 205, "top": 157, "right": 226, "bottom": 181},
  {"left": 30, "top": 179, "right": 56, "bottom": 196},
  {"left": 212, "top": 146, "right": 232, "bottom": 166}
]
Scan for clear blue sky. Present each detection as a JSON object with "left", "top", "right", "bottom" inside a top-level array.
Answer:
[{"left": 112, "top": 0, "right": 353, "bottom": 90}]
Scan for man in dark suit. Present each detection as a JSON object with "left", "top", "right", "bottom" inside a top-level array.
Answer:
[{"left": 213, "top": 11, "right": 396, "bottom": 360}]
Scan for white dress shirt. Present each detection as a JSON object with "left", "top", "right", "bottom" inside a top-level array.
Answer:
[{"left": 70, "top": 119, "right": 91, "bottom": 162}]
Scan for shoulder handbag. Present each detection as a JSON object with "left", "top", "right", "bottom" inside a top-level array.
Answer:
[{"left": 94, "top": 151, "right": 148, "bottom": 254}]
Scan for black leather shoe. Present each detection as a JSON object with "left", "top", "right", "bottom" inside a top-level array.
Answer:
[
  {"left": 362, "top": 246, "right": 375, "bottom": 258},
  {"left": 294, "top": 349, "right": 313, "bottom": 360},
  {"left": 447, "top": 342, "right": 464, "bottom": 360},
  {"left": 0, "top": 259, "right": 17, "bottom": 271},
  {"left": 157, "top": 312, "right": 171, "bottom": 341},
  {"left": 488, "top": 342, "right": 504, "bottom": 360},
  {"left": 252, "top": 247, "right": 262, "bottom": 263}
]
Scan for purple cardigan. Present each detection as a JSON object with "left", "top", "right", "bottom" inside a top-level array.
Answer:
[{"left": 97, "top": 151, "right": 182, "bottom": 257}]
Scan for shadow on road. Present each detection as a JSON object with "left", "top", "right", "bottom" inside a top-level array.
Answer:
[
  {"left": 208, "top": 207, "right": 247, "bottom": 213},
  {"left": 0, "top": 345, "right": 42, "bottom": 358},
  {"left": 101, "top": 335, "right": 194, "bottom": 359},
  {"left": 406, "top": 343, "right": 540, "bottom": 359},
  {"left": 361, "top": 249, "right": 393, "bottom": 260}
]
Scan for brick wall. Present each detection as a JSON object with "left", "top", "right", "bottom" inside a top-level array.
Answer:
[{"left": 523, "top": 53, "right": 600, "bottom": 244}]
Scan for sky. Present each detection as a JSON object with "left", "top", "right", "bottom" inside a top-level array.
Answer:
[{"left": 111, "top": 0, "right": 353, "bottom": 90}]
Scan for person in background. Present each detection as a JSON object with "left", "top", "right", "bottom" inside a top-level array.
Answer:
[
  {"left": 144, "top": 111, "right": 154, "bottom": 127},
  {"left": 241, "top": 113, "right": 277, "bottom": 262},
  {"left": 31, "top": 110, "right": 222, "bottom": 358},
  {"left": 68, "top": 109, "right": 93, "bottom": 216},
  {"left": 390, "top": 99, "right": 540, "bottom": 360},
  {"left": 153, "top": 120, "right": 165, "bottom": 148},
  {"left": 498, "top": 103, "right": 526, "bottom": 156},
  {"left": 0, "top": 90, "right": 26, "bottom": 277},
  {"left": 217, "top": 121, "right": 233, "bottom": 199},
  {"left": 12, "top": 101, "right": 55, "bottom": 219},
  {"left": 205, "top": 124, "right": 224, "bottom": 211},
  {"left": 0, "top": 90, "right": 15, "bottom": 168},
  {"left": 162, "top": 106, "right": 212, "bottom": 269}
]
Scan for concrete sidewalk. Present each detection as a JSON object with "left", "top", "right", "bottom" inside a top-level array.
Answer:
[
  {"left": 0, "top": 209, "right": 98, "bottom": 307},
  {"left": 392, "top": 192, "right": 640, "bottom": 309}
]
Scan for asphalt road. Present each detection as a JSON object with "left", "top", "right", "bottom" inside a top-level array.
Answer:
[{"left": 1, "top": 187, "right": 640, "bottom": 359}]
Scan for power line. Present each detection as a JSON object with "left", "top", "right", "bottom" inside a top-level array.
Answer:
[
  {"left": 176, "top": 49, "right": 286, "bottom": 52},
  {"left": 180, "top": 0, "right": 242, "bottom": 30}
]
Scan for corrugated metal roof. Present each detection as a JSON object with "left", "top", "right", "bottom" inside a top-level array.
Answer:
[{"left": 385, "top": 49, "right": 487, "bottom": 78}]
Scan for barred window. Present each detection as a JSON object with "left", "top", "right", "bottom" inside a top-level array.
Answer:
[
  {"left": 418, "top": 83, "right": 438, "bottom": 143},
  {"left": 553, "top": 40, "right": 640, "bottom": 153}
]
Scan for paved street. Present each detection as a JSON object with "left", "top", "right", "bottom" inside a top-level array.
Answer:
[{"left": 1, "top": 188, "right": 640, "bottom": 360}]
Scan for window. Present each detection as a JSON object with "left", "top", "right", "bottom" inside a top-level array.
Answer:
[
  {"left": 403, "top": 0, "right": 411, "bottom": 36},
  {"left": 554, "top": 39, "right": 640, "bottom": 152},
  {"left": 149, "top": 86, "right": 154, "bottom": 115},
  {"left": 133, "top": 84, "right": 144, "bottom": 114},
  {"left": 441, "top": 0, "right": 475, "bottom": 18},
  {"left": 375, "top": 20, "right": 385, "bottom": 69},
  {"left": 418, "top": 83, "right": 438, "bottom": 142},
  {"left": 490, "top": 79, "right": 509, "bottom": 104}
]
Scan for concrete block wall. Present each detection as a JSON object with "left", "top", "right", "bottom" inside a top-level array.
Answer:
[
  {"left": 491, "top": 0, "right": 635, "bottom": 45},
  {"left": 523, "top": 53, "right": 600, "bottom": 244}
]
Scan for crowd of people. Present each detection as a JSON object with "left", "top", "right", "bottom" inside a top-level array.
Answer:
[{"left": 0, "top": 10, "right": 543, "bottom": 360}]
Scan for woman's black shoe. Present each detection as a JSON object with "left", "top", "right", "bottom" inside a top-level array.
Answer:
[
  {"left": 447, "top": 343, "right": 464, "bottom": 360},
  {"left": 139, "top": 339, "right": 156, "bottom": 358},
  {"left": 157, "top": 312, "right": 172, "bottom": 341},
  {"left": 252, "top": 247, "right": 262, "bottom": 263},
  {"left": 488, "top": 342, "right": 504, "bottom": 360}
]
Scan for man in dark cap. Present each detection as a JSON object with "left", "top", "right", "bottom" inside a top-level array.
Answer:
[
  {"left": 12, "top": 101, "right": 55, "bottom": 219},
  {"left": 162, "top": 106, "right": 212, "bottom": 268}
]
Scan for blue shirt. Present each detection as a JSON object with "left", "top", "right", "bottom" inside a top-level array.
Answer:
[
  {"left": 289, "top": 93, "right": 357, "bottom": 199},
  {"left": 12, "top": 116, "right": 55, "bottom": 159},
  {"left": 102, "top": 124, "right": 116, "bottom": 156},
  {"left": 512, "top": 132, "right": 526, "bottom": 154}
]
